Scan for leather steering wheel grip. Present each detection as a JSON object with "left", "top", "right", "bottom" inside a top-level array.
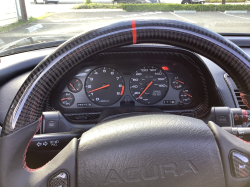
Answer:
[
  {"left": 2, "top": 19, "right": 250, "bottom": 136},
  {"left": 208, "top": 121, "right": 250, "bottom": 187}
]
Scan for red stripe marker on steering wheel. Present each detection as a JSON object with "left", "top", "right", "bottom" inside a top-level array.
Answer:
[{"left": 131, "top": 20, "right": 137, "bottom": 44}]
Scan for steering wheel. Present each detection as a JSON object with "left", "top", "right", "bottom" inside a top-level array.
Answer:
[{"left": 1, "top": 19, "right": 250, "bottom": 187}]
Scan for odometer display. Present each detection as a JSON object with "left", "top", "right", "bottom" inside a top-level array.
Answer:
[
  {"left": 85, "top": 67, "right": 125, "bottom": 106},
  {"left": 130, "top": 66, "right": 169, "bottom": 105}
]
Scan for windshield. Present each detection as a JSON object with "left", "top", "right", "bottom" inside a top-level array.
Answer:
[{"left": 0, "top": 0, "right": 250, "bottom": 53}]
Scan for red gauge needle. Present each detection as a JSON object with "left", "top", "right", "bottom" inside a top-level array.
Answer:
[
  {"left": 70, "top": 83, "right": 77, "bottom": 91},
  {"left": 61, "top": 97, "right": 71, "bottom": 101},
  {"left": 88, "top": 84, "right": 110, "bottom": 93},
  {"left": 176, "top": 80, "right": 184, "bottom": 84},
  {"left": 137, "top": 81, "right": 153, "bottom": 99},
  {"left": 184, "top": 92, "right": 192, "bottom": 98},
  {"left": 120, "top": 85, "right": 125, "bottom": 95}
]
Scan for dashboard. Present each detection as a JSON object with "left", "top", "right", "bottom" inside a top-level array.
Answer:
[
  {"left": 0, "top": 36, "right": 250, "bottom": 172},
  {"left": 0, "top": 38, "right": 249, "bottom": 129},
  {"left": 3, "top": 42, "right": 247, "bottom": 128},
  {"left": 48, "top": 46, "right": 220, "bottom": 123},
  {"left": 2, "top": 23, "right": 250, "bottom": 184}
]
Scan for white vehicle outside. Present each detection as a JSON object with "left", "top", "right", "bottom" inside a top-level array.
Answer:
[{"left": 33, "top": 0, "right": 59, "bottom": 4}]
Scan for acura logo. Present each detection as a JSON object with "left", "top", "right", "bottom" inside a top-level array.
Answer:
[{"left": 104, "top": 160, "right": 198, "bottom": 185}]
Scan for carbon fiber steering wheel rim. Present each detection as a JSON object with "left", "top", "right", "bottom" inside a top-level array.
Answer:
[
  {"left": 2, "top": 19, "right": 250, "bottom": 187},
  {"left": 2, "top": 19, "right": 250, "bottom": 136}
]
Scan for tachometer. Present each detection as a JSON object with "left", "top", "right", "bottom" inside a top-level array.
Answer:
[
  {"left": 85, "top": 67, "right": 125, "bottom": 106},
  {"left": 129, "top": 66, "right": 169, "bottom": 105}
]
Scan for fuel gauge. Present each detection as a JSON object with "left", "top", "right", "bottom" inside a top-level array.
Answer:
[
  {"left": 179, "top": 89, "right": 193, "bottom": 104},
  {"left": 171, "top": 76, "right": 185, "bottom": 90}
]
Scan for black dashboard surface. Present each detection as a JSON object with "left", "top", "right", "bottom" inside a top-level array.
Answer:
[{"left": 0, "top": 39, "right": 249, "bottom": 126}]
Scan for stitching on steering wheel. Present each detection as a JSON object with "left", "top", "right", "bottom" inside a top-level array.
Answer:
[{"left": 22, "top": 117, "right": 47, "bottom": 172}]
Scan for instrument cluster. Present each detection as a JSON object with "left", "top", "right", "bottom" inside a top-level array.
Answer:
[{"left": 54, "top": 61, "right": 200, "bottom": 111}]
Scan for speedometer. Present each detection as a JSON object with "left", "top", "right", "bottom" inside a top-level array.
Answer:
[
  {"left": 130, "top": 66, "right": 169, "bottom": 105},
  {"left": 85, "top": 67, "right": 125, "bottom": 106}
]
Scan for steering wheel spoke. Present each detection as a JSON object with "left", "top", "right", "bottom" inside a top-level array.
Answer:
[
  {"left": 0, "top": 119, "right": 77, "bottom": 187},
  {"left": 209, "top": 121, "right": 250, "bottom": 187}
]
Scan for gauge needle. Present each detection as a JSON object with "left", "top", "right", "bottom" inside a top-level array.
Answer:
[
  {"left": 88, "top": 84, "right": 110, "bottom": 93},
  {"left": 137, "top": 81, "right": 153, "bottom": 99},
  {"left": 61, "top": 97, "right": 71, "bottom": 101},
  {"left": 70, "top": 83, "right": 77, "bottom": 91},
  {"left": 176, "top": 80, "right": 184, "bottom": 84},
  {"left": 184, "top": 92, "right": 192, "bottom": 98}
]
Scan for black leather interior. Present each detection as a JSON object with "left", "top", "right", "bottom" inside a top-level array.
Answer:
[{"left": 77, "top": 114, "right": 225, "bottom": 187}]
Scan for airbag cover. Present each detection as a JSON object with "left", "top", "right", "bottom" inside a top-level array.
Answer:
[{"left": 77, "top": 114, "right": 225, "bottom": 187}]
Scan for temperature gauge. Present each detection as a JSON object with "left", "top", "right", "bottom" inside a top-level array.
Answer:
[
  {"left": 171, "top": 76, "right": 185, "bottom": 90},
  {"left": 68, "top": 78, "right": 83, "bottom": 93},
  {"left": 60, "top": 92, "right": 75, "bottom": 107},
  {"left": 179, "top": 89, "right": 193, "bottom": 104}
]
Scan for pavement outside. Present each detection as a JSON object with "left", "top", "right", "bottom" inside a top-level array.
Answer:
[{"left": 0, "top": 3, "right": 250, "bottom": 45}]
